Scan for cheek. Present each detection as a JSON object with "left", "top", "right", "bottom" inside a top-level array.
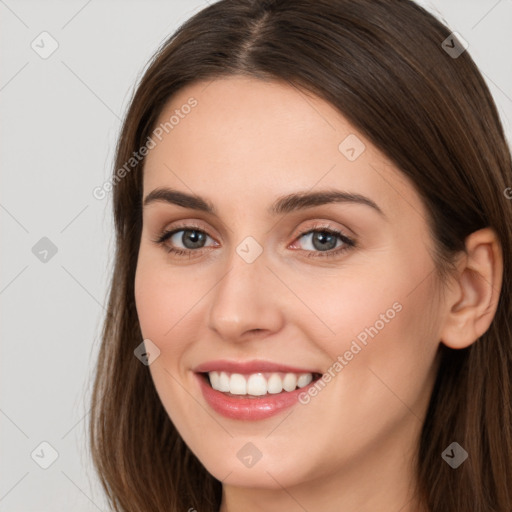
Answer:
[
  {"left": 134, "top": 257, "right": 205, "bottom": 428},
  {"left": 134, "top": 254, "right": 199, "bottom": 355},
  {"left": 299, "top": 248, "right": 440, "bottom": 405}
]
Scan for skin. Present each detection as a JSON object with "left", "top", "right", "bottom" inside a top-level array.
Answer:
[{"left": 134, "top": 76, "right": 503, "bottom": 512}]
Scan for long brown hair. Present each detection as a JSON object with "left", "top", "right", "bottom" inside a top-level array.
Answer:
[{"left": 88, "top": 1, "right": 512, "bottom": 510}]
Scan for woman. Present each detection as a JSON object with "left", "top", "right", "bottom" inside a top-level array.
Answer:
[{"left": 89, "top": 1, "right": 512, "bottom": 511}]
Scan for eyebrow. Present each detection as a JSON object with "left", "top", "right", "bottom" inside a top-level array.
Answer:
[{"left": 143, "top": 187, "right": 385, "bottom": 217}]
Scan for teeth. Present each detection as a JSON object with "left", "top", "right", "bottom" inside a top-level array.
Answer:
[
  {"left": 283, "top": 373, "right": 297, "bottom": 391},
  {"left": 267, "top": 373, "right": 283, "bottom": 394},
  {"left": 247, "top": 373, "right": 267, "bottom": 396},
  {"left": 218, "top": 371, "right": 230, "bottom": 392},
  {"left": 229, "top": 373, "right": 247, "bottom": 395},
  {"left": 207, "top": 371, "right": 315, "bottom": 396},
  {"left": 297, "top": 373, "right": 313, "bottom": 388},
  {"left": 209, "top": 371, "right": 221, "bottom": 389}
]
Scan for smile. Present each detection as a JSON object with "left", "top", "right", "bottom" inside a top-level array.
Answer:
[
  {"left": 193, "top": 360, "right": 322, "bottom": 420},
  {"left": 207, "top": 371, "right": 317, "bottom": 396}
]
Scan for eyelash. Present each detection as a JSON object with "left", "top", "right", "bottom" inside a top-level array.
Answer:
[{"left": 152, "top": 222, "right": 356, "bottom": 259}]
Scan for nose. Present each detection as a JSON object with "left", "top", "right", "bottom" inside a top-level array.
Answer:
[{"left": 207, "top": 246, "right": 285, "bottom": 343}]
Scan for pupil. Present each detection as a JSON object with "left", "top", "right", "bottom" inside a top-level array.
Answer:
[
  {"left": 313, "top": 232, "right": 336, "bottom": 251},
  {"left": 184, "top": 230, "right": 205, "bottom": 249}
]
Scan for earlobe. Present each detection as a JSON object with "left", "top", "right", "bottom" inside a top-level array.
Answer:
[{"left": 440, "top": 228, "right": 503, "bottom": 350}]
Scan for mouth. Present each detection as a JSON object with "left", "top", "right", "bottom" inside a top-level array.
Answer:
[
  {"left": 199, "top": 371, "right": 323, "bottom": 398},
  {"left": 194, "top": 368, "right": 323, "bottom": 420}
]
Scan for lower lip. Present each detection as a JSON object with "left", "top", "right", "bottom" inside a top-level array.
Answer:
[{"left": 196, "top": 373, "right": 317, "bottom": 421}]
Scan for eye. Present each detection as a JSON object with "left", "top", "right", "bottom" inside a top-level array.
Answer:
[
  {"left": 291, "top": 224, "right": 356, "bottom": 259},
  {"left": 152, "top": 224, "right": 217, "bottom": 257},
  {"left": 152, "top": 222, "right": 356, "bottom": 259}
]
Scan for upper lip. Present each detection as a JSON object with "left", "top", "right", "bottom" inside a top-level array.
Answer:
[{"left": 193, "top": 359, "right": 318, "bottom": 375}]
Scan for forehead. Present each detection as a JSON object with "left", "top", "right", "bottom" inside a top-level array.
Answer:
[{"left": 142, "top": 76, "right": 425, "bottom": 223}]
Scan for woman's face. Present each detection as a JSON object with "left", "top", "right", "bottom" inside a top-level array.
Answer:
[{"left": 134, "top": 77, "right": 445, "bottom": 495}]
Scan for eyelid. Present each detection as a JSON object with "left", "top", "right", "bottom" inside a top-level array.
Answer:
[
  {"left": 292, "top": 220, "right": 354, "bottom": 240},
  {"left": 156, "top": 218, "right": 212, "bottom": 234},
  {"left": 153, "top": 221, "right": 217, "bottom": 245},
  {"left": 157, "top": 218, "right": 354, "bottom": 239},
  {"left": 290, "top": 222, "right": 356, "bottom": 253},
  {"left": 153, "top": 219, "right": 357, "bottom": 258}
]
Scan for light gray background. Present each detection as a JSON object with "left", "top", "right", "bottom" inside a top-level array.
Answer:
[{"left": 1, "top": 1, "right": 511, "bottom": 511}]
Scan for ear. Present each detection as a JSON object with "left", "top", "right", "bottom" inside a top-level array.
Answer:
[{"left": 440, "top": 227, "right": 503, "bottom": 349}]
